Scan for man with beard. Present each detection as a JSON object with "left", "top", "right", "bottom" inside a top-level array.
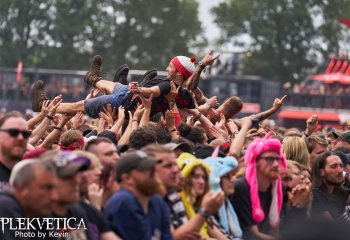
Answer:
[
  {"left": 104, "top": 150, "right": 173, "bottom": 240},
  {"left": 230, "top": 135, "right": 287, "bottom": 240},
  {"left": 311, "top": 151, "right": 349, "bottom": 222},
  {"left": 0, "top": 111, "right": 30, "bottom": 191}
]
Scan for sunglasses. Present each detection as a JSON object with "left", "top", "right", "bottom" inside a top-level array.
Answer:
[{"left": 0, "top": 128, "right": 31, "bottom": 139}]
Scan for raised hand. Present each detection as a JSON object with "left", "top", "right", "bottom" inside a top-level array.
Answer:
[
  {"left": 103, "top": 104, "right": 117, "bottom": 121},
  {"left": 117, "top": 106, "right": 125, "bottom": 120},
  {"left": 272, "top": 95, "right": 287, "bottom": 111},
  {"left": 85, "top": 88, "right": 101, "bottom": 100},
  {"left": 72, "top": 111, "right": 84, "bottom": 129},
  {"left": 305, "top": 114, "right": 318, "bottom": 135},
  {"left": 139, "top": 93, "right": 153, "bottom": 109},
  {"left": 201, "top": 50, "right": 220, "bottom": 66},
  {"left": 165, "top": 110, "right": 175, "bottom": 130}
]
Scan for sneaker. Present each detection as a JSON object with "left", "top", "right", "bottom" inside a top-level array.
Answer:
[
  {"left": 84, "top": 55, "right": 102, "bottom": 87},
  {"left": 32, "top": 80, "right": 49, "bottom": 112},
  {"left": 112, "top": 64, "right": 129, "bottom": 85},
  {"left": 139, "top": 69, "right": 157, "bottom": 85}
]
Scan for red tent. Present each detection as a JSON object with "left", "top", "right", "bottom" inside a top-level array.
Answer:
[{"left": 309, "top": 72, "right": 350, "bottom": 84}]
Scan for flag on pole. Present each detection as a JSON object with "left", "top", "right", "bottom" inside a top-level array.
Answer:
[{"left": 16, "top": 60, "right": 22, "bottom": 83}]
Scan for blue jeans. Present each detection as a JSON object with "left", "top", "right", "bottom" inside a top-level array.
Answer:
[{"left": 84, "top": 85, "right": 128, "bottom": 118}]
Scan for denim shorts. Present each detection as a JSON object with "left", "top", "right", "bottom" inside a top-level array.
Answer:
[{"left": 84, "top": 85, "right": 129, "bottom": 118}]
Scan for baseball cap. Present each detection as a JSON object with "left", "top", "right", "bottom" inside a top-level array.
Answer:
[
  {"left": 332, "top": 130, "right": 350, "bottom": 144},
  {"left": 164, "top": 142, "right": 192, "bottom": 153},
  {"left": 115, "top": 150, "right": 161, "bottom": 182},
  {"left": 41, "top": 150, "right": 91, "bottom": 178}
]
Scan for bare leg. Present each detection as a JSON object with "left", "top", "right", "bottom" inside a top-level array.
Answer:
[
  {"left": 95, "top": 80, "right": 123, "bottom": 95},
  {"left": 56, "top": 100, "right": 85, "bottom": 115}
]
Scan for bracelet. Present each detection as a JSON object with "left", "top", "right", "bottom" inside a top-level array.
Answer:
[
  {"left": 232, "top": 131, "right": 238, "bottom": 136},
  {"left": 132, "top": 119, "right": 138, "bottom": 122},
  {"left": 52, "top": 126, "right": 62, "bottom": 131},
  {"left": 46, "top": 115, "right": 53, "bottom": 120},
  {"left": 170, "top": 128, "right": 177, "bottom": 133},
  {"left": 207, "top": 102, "right": 211, "bottom": 108}
]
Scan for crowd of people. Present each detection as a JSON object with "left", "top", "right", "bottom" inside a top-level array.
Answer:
[
  {"left": 0, "top": 51, "right": 350, "bottom": 240},
  {"left": 283, "top": 81, "right": 350, "bottom": 109}
]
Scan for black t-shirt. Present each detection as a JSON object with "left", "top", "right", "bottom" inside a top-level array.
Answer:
[
  {"left": 78, "top": 200, "right": 112, "bottom": 239},
  {"left": 121, "top": 78, "right": 195, "bottom": 116},
  {"left": 0, "top": 161, "right": 11, "bottom": 191},
  {"left": 311, "top": 187, "right": 348, "bottom": 221},
  {"left": 230, "top": 177, "right": 272, "bottom": 240},
  {"left": 52, "top": 203, "right": 94, "bottom": 240}
]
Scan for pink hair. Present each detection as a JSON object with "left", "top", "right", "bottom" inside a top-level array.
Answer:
[{"left": 244, "top": 133, "right": 286, "bottom": 226}]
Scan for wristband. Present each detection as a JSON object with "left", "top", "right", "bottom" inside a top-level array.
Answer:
[
  {"left": 198, "top": 208, "right": 210, "bottom": 219},
  {"left": 170, "top": 129, "right": 177, "bottom": 133},
  {"left": 46, "top": 115, "right": 53, "bottom": 120},
  {"left": 53, "top": 126, "right": 62, "bottom": 131},
  {"left": 198, "top": 61, "right": 207, "bottom": 68}
]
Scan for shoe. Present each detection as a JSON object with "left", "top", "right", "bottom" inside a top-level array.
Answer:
[
  {"left": 32, "top": 80, "right": 49, "bottom": 112},
  {"left": 112, "top": 64, "right": 129, "bottom": 85},
  {"left": 139, "top": 69, "right": 157, "bottom": 85},
  {"left": 84, "top": 55, "right": 102, "bottom": 87}
]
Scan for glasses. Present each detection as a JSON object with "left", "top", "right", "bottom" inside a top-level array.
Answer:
[
  {"left": 259, "top": 156, "right": 281, "bottom": 163},
  {"left": 0, "top": 128, "right": 31, "bottom": 139}
]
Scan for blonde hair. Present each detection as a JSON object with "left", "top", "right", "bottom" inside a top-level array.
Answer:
[
  {"left": 283, "top": 136, "right": 310, "bottom": 167},
  {"left": 183, "top": 165, "right": 210, "bottom": 209}
]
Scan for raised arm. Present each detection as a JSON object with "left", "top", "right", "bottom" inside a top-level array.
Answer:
[
  {"left": 186, "top": 51, "right": 220, "bottom": 91},
  {"left": 252, "top": 95, "right": 287, "bottom": 122}
]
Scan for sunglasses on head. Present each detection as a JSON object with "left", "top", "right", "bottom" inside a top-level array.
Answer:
[{"left": 0, "top": 128, "right": 31, "bottom": 139}]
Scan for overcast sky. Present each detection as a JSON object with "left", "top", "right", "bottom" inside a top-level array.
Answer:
[{"left": 198, "top": 0, "right": 221, "bottom": 41}]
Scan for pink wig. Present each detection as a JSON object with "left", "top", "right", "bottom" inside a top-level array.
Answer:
[{"left": 244, "top": 133, "right": 286, "bottom": 227}]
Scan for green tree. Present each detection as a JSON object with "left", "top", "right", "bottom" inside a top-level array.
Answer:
[
  {"left": 212, "top": 0, "right": 350, "bottom": 82},
  {"left": 93, "top": 0, "right": 203, "bottom": 72},
  {"left": 0, "top": 0, "right": 54, "bottom": 67},
  {"left": 0, "top": 0, "right": 204, "bottom": 73}
]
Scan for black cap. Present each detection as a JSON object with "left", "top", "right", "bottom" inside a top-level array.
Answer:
[{"left": 115, "top": 150, "right": 161, "bottom": 182}]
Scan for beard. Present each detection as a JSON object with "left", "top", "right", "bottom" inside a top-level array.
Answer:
[
  {"left": 267, "top": 169, "right": 280, "bottom": 180},
  {"left": 134, "top": 176, "right": 166, "bottom": 197},
  {"left": 2, "top": 141, "right": 27, "bottom": 161},
  {"left": 325, "top": 174, "right": 343, "bottom": 186}
]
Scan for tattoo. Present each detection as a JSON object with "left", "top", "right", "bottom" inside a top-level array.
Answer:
[{"left": 186, "top": 65, "right": 205, "bottom": 91}]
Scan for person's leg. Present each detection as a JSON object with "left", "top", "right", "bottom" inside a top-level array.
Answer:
[
  {"left": 85, "top": 55, "right": 125, "bottom": 94},
  {"left": 56, "top": 101, "right": 85, "bottom": 115},
  {"left": 95, "top": 80, "right": 122, "bottom": 95}
]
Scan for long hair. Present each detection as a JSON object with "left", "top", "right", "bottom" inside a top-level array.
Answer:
[
  {"left": 183, "top": 165, "right": 210, "bottom": 209},
  {"left": 312, "top": 151, "right": 338, "bottom": 190},
  {"left": 283, "top": 136, "right": 310, "bottom": 167},
  {"left": 312, "top": 150, "right": 347, "bottom": 201}
]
